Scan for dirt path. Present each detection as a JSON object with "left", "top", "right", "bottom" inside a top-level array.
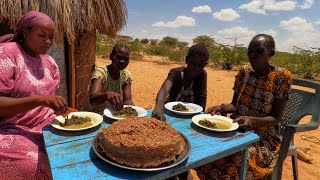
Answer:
[{"left": 96, "top": 55, "right": 320, "bottom": 180}]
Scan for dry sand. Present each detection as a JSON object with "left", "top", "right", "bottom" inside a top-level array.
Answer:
[{"left": 96, "top": 55, "right": 320, "bottom": 180}]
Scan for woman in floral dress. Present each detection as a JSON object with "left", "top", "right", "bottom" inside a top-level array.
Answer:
[
  {"left": 195, "top": 34, "right": 292, "bottom": 180},
  {"left": 0, "top": 11, "right": 68, "bottom": 179}
]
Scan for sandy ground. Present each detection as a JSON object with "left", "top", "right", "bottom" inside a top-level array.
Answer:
[{"left": 96, "top": 55, "right": 320, "bottom": 180}]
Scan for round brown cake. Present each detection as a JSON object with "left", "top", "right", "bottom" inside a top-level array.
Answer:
[{"left": 96, "top": 117, "right": 186, "bottom": 168}]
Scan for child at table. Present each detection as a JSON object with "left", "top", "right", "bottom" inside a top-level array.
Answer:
[
  {"left": 86, "top": 44, "right": 134, "bottom": 113},
  {"left": 152, "top": 44, "right": 209, "bottom": 121}
]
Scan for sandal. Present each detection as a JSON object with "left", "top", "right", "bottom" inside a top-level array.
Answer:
[{"left": 300, "top": 135, "right": 320, "bottom": 145}]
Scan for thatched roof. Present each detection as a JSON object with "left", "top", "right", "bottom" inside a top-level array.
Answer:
[{"left": 0, "top": 0, "right": 127, "bottom": 42}]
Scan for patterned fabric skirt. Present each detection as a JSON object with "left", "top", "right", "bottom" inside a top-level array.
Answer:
[
  {"left": 0, "top": 127, "right": 52, "bottom": 180},
  {"left": 195, "top": 132, "right": 280, "bottom": 180}
]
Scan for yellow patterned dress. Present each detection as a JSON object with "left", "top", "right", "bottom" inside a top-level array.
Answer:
[
  {"left": 195, "top": 65, "right": 292, "bottom": 180},
  {"left": 84, "top": 65, "right": 132, "bottom": 114}
]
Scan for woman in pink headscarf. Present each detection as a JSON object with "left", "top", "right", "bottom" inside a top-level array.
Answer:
[{"left": 0, "top": 11, "right": 69, "bottom": 179}]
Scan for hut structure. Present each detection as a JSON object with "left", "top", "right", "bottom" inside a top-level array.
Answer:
[{"left": 0, "top": 0, "right": 127, "bottom": 109}]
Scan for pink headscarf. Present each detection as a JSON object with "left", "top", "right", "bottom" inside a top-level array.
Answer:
[{"left": 0, "top": 11, "right": 54, "bottom": 43}]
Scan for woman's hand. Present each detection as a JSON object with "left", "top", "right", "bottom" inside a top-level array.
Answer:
[
  {"left": 205, "top": 105, "right": 223, "bottom": 115},
  {"left": 233, "top": 116, "right": 254, "bottom": 131},
  {"left": 152, "top": 108, "right": 166, "bottom": 122},
  {"left": 62, "top": 107, "right": 78, "bottom": 117},
  {"left": 41, "top": 95, "right": 68, "bottom": 115},
  {"left": 105, "top": 91, "right": 123, "bottom": 111}
]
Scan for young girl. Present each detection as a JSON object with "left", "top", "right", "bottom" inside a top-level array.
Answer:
[
  {"left": 87, "top": 44, "right": 134, "bottom": 113},
  {"left": 152, "top": 44, "right": 209, "bottom": 121}
]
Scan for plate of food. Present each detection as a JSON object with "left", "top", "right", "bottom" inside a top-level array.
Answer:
[
  {"left": 103, "top": 105, "right": 147, "bottom": 120},
  {"left": 192, "top": 114, "right": 239, "bottom": 132},
  {"left": 164, "top": 101, "right": 203, "bottom": 115},
  {"left": 52, "top": 111, "right": 103, "bottom": 131},
  {"left": 92, "top": 117, "right": 190, "bottom": 171}
]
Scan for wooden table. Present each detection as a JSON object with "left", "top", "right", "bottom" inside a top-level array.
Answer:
[{"left": 43, "top": 110, "right": 259, "bottom": 180}]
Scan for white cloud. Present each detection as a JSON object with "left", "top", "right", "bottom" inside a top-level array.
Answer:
[
  {"left": 277, "top": 31, "right": 320, "bottom": 52},
  {"left": 213, "top": 8, "right": 240, "bottom": 21},
  {"left": 218, "top": 26, "right": 256, "bottom": 38},
  {"left": 141, "top": 29, "right": 147, "bottom": 33},
  {"left": 299, "top": 0, "right": 314, "bottom": 9},
  {"left": 315, "top": 20, "right": 320, "bottom": 25},
  {"left": 263, "top": 0, "right": 296, "bottom": 11},
  {"left": 239, "top": 0, "right": 267, "bottom": 15},
  {"left": 192, "top": 5, "right": 212, "bottom": 13},
  {"left": 279, "top": 17, "right": 314, "bottom": 32},
  {"left": 239, "top": 0, "right": 296, "bottom": 15},
  {"left": 152, "top": 16, "right": 196, "bottom": 28},
  {"left": 261, "top": 29, "right": 278, "bottom": 37}
]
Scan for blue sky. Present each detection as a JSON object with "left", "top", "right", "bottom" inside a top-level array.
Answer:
[{"left": 120, "top": 0, "right": 320, "bottom": 52}]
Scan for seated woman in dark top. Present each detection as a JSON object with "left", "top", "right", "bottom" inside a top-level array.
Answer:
[{"left": 152, "top": 44, "right": 209, "bottom": 121}]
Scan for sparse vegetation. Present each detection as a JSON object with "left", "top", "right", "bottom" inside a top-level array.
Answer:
[
  {"left": 96, "top": 33, "right": 320, "bottom": 80},
  {"left": 193, "top": 35, "right": 215, "bottom": 48},
  {"left": 140, "top": 38, "right": 149, "bottom": 44}
]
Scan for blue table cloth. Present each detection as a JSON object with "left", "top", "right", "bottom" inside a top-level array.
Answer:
[{"left": 43, "top": 110, "right": 259, "bottom": 180}]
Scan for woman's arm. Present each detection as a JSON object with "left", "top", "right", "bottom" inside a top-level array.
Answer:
[
  {"left": 154, "top": 80, "right": 173, "bottom": 110},
  {"left": 0, "top": 95, "right": 67, "bottom": 118},
  {"left": 123, "top": 82, "right": 134, "bottom": 105},
  {"left": 254, "top": 97, "right": 287, "bottom": 127},
  {"left": 206, "top": 92, "right": 238, "bottom": 115},
  {"left": 194, "top": 71, "right": 207, "bottom": 110},
  {"left": 152, "top": 79, "right": 173, "bottom": 121},
  {"left": 89, "top": 79, "right": 108, "bottom": 105},
  {"left": 234, "top": 97, "right": 288, "bottom": 130},
  {"left": 89, "top": 78, "right": 123, "bottom": 110}
]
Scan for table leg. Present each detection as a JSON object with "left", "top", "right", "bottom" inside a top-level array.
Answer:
[{"left": 240, "top": 148, "right": 248, "bottom": 180}]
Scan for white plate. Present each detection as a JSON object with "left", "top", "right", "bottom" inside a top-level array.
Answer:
[
  {"left": 52, "top": 111, "right": 103, "bottom": 131},
  {"left": 164, "top": 102, "right": 203, "bottom": 115},
  {"left": 103, "top": 105, "right": 147, "bottom": 120},
  {"left": 192, "top": 114, "right": 239, "bottom": 132}
]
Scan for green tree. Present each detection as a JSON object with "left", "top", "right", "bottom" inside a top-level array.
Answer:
[
  {"left": 159, "top": 36, "right": 179, "bottom": 47},
  {"left": 193, "top": 35, "right": 215, "bottom": 47},
  {"left": 292, "top": 46, "right": 319, "bottom": 79},
  {"left": 96, "top": 33, "right": 115, "bottom": 56},
  {"left": 149, "top": 39, "right": 158, "bottom": 45},
  {"left": 177, "top": 41, "right": 189, "bottom": 48},
  {"left": 115, "top": 35, "right": 133, "bottom": 43},
  {"left": 129, "top": 39, "right": 141, "bottom": 52},
  {"left": 140, "top": 38, "right": 149, "bottom": 44},
  {"left": 217, "top": 44, "right": 245, "bottom": 70}
]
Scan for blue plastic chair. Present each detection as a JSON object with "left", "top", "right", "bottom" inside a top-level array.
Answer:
[{"left": 267, "top": 78, "right": 320, "bottom": 180}]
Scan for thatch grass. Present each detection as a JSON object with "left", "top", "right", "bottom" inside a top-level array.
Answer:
[{"left": 0, "top": 0, "right": 127, "bottom": 43}]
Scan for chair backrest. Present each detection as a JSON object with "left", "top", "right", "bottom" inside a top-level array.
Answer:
[
  {"left": 279, "top": 78, "right": 320, "bottom": 134},
  {"left": 269, "top": 78, "right": 320, "bottom": 180}
]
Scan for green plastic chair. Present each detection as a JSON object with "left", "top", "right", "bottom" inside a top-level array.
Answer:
[{"left": 267, "top": 78, "right": 320, "bottom": 180}]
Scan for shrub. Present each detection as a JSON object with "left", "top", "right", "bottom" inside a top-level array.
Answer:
[
  {"left": 292, "top": 46, "right": 319, "bottom": 79},
  {"left": 95, "top": 34, "right": 319, "bottom": 80},
  {"left": 128, "top": 39, "right": 142, "bottom": 53},
  {"left": 168, "top": 47, "right": 188, "bottom": 61},
  {"left": 96, "top": 33, "right": 115, "bottom": 56},
  {"left": 140, "top": 38, "right": 149, "bottom": 44},
  {"left": 149, "top": 39, "right": 158, "bottom": 45},
  {"left": 144, "top": 44, "right": 171, "bottom": 56},
  {"left": 219, "top": 45, "right": 243, "bottom": 70},
  {"left": 193, "top": 35, "right": 215, "bottom": 48},
  {"left": 208, "top": 46, "right": 223, "bottom": 66},
  {"left": 159, "top": 36, "right": 179, "bottom": 47}
]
